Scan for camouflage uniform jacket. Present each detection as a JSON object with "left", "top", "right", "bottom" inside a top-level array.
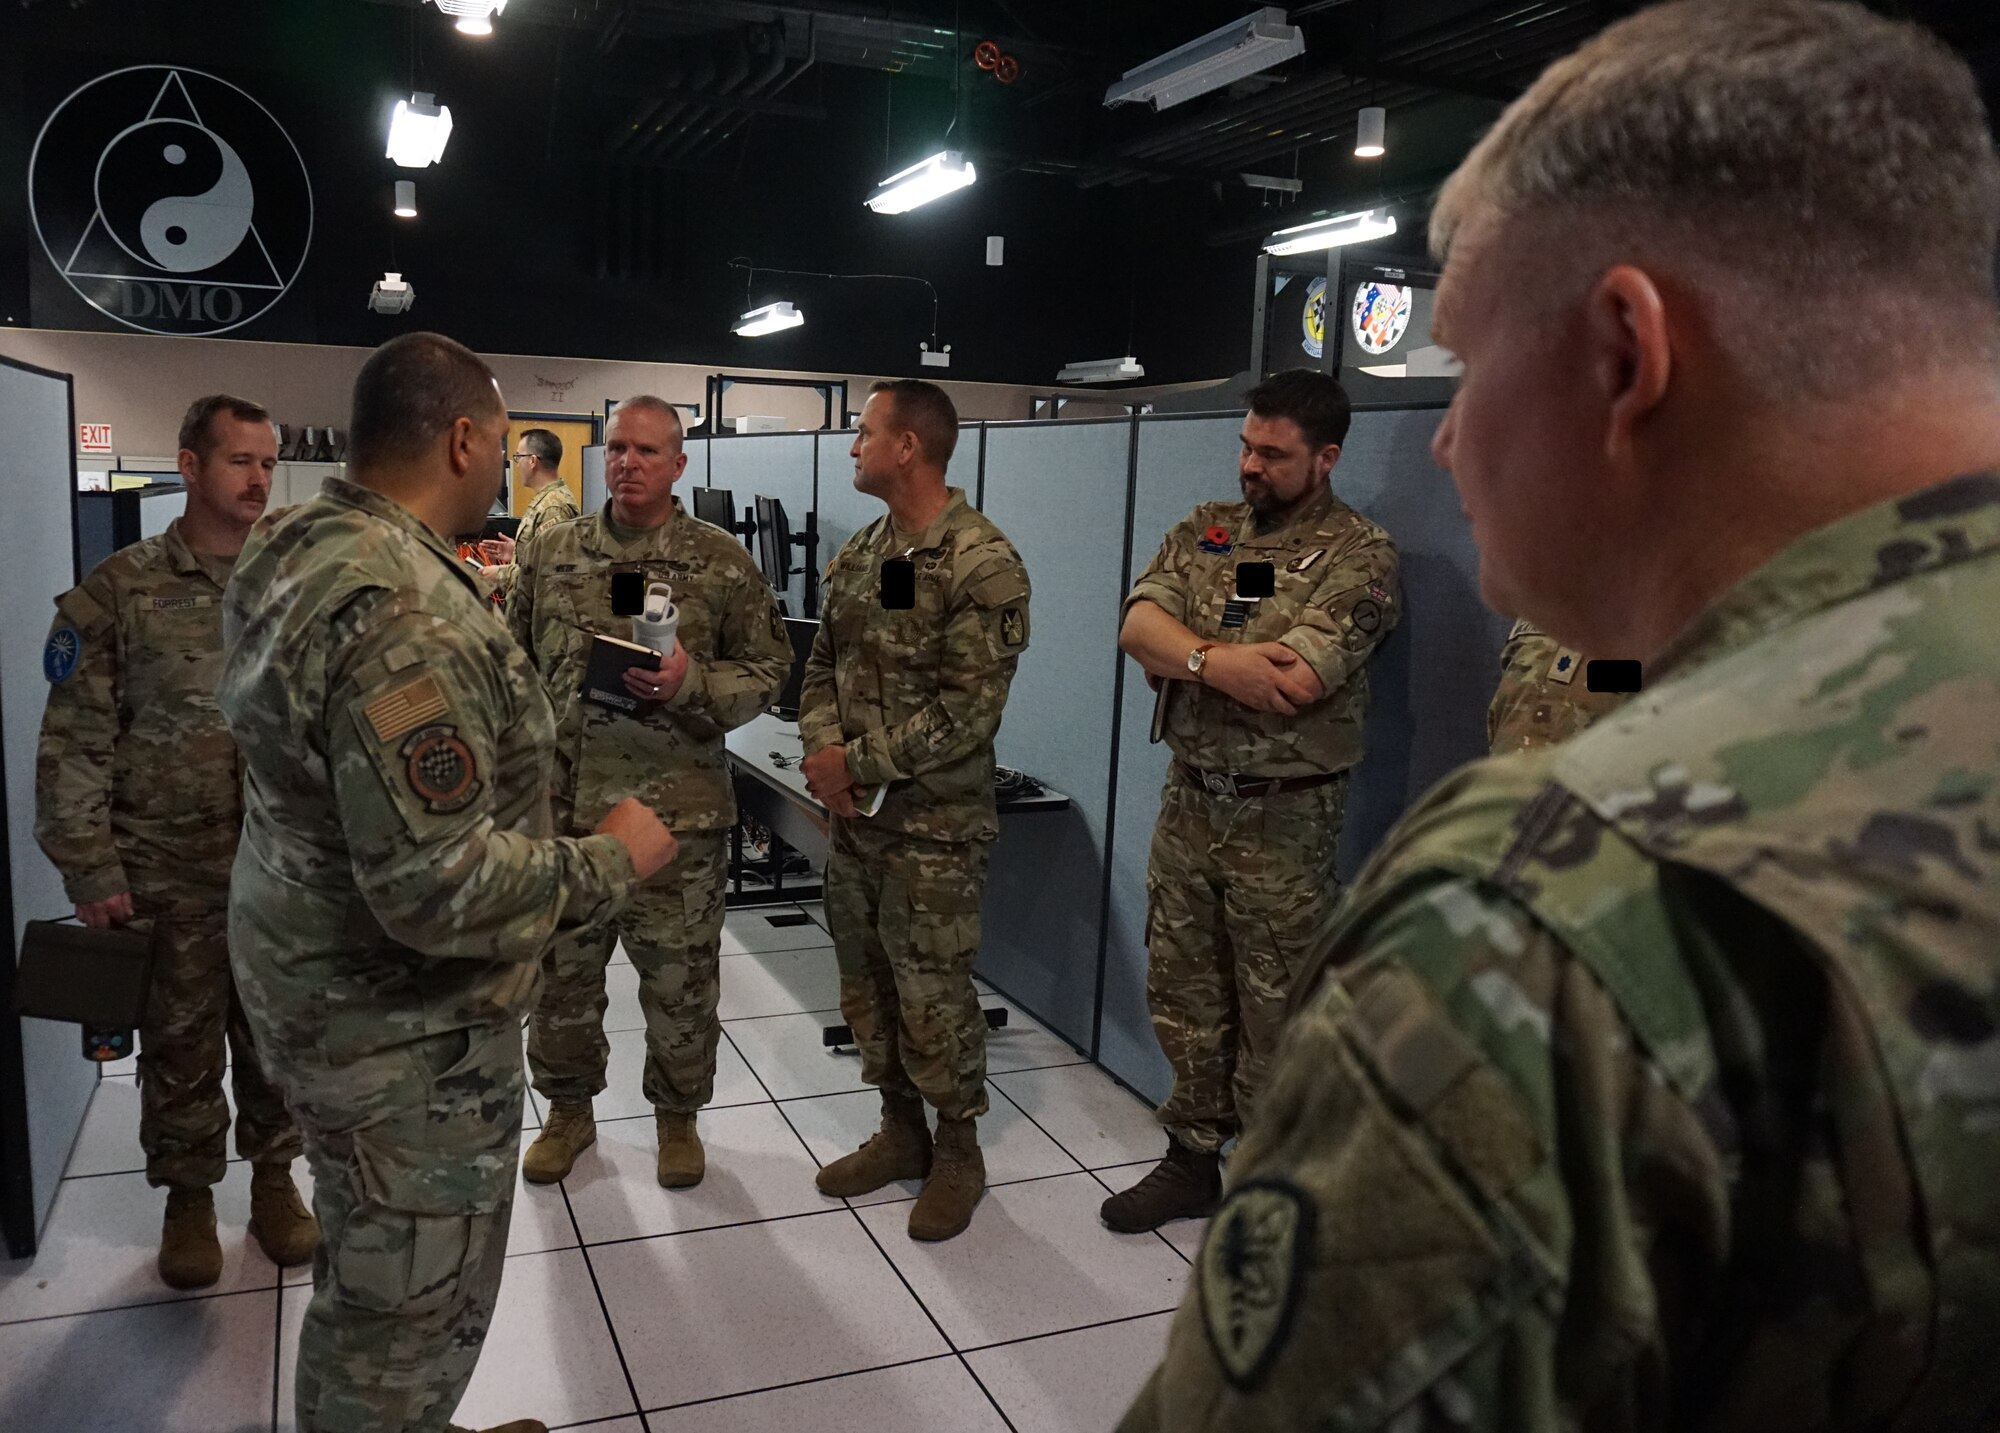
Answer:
[
  {"left": 508, "top": 498, "right": 790, "bottom": 831},
  {"left": 488, "top": 479, "right": 580, "bottom": 605},
  {"left": 1121, "top": 471, "right": 2000, "bottom": 1433},
  {"left": 217, "top": 477, "right": 636, "bottom": 1119},
  {"left": 1486, "top": 617, "right": 1628, "bottom": 753},
  {"left": 1126, "top": 485, "right": 1400, "bottom": 777},
  {"left": 36, "top": 517, "right": 243, "bottom": 908},
  {"left": 799, "top": 486, "right": 1030, "bottom": 844}
]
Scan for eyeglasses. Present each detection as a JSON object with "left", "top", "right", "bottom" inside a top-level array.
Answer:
[{"left": 511, "top": 453, "right": 536, "bottom": 463}]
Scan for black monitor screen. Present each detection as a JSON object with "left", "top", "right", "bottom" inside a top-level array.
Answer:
[
  {"left": 754, "top": 495, "right": 791, "bottom": 593},
  {"left": 693, "top": 486, "right": 735, "bottom": 530},
  {"left": 772, "top": 617, "right": 818, "bottom": 719}
]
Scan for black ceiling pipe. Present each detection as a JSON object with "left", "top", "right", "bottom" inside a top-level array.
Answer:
[
  {"left": 640, "top": 29, "right": 748, "bottom": 162},
  {"left": 662, "top": 25, "right": 788, "bottom": 165}
]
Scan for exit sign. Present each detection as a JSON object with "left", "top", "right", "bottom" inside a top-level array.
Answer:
[{"left": 78, "top": 423, "right": 113, "bottom": 454}]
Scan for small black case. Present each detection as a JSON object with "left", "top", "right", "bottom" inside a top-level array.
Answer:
[{"left": 12, "top": 919, "right": 156, "bottom": 1029}]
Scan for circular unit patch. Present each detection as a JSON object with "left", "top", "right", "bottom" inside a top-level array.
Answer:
[
  {"left": 1351, "top": 281, "right": 1412, "bottom": 355},
  {"left": 44, "top": 625, "right": 81, "bottom": 683},
  {"left": 402, "top": 725, "right": 480, "bottom": 814},
  {"left": 1300, "top": 276, "right": 1328, "bottom": 360}
]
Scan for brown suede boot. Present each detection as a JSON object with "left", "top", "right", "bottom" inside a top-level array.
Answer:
[
  {"left": 248, "top": 1162, "right": 319, "bottom": 1267},
  {"left": 447, "top": 1420, "right": 548, "bottom": 1433},
  {"left": 908, "top": 1116, "right": 985, "bottom": 1242},
  {"left": 521, "top": 1101, "right": 595, "bottom": 1184},
  {"left": 1099, "top": 1139, "right": 1221, "bottom": 1233},
  {"left": 815, "top": 1092, "right": 931, "bottom": 1197},
  {"left": 158, "top": 1186, "right": 222, "bottom": 1290},
  {"left": 656, "top": 1111, "right": 705, "bottom": 1188}
]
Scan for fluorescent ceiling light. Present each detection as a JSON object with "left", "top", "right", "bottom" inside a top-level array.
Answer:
[
  {"left": 1104, "top": 7, "right": 1305, "bottom": 111},
  {"left": 866, "top": 151, "right": 976, "bottom": 214},
  {"left": 430, "top": 0, "right": 506, "bottom": 35},
  {"left": 733, "top": 301, "right": 805, "bottom": 337},
  {"left": 1057, "top": 356, "right": 1146, "bottom": 383},
  {"left": 387, "top": 93, "right": 454, "bottom": 169},
  {"left": 1262, "top": 208, "right": 1397, "bottom": 255},
  {"left": 1355, "top": 106, "right": 1386, "bottom": 158},
  {"left": 393, "top": 180, "right": 417, "bottom": 218}
]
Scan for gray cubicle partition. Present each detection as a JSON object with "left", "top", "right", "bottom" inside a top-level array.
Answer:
[
  {"left": 814, "top": 433, "right": 876, "bottom": 581},
  {"left": 0, "top": 356, "right": 93, "bottom": 1256},
  {"left": 706, "top": 434, "right": 817, "bottom": 615},
  {"left": 977, "top": 419, "right": 1136, "bottom": 1055},
  {"left": 1093, "top": 405, "right": 1509, "bottom": 1104},
  {"left": 1100, "top": 413, "right": 1245, "bottom": 1099}
]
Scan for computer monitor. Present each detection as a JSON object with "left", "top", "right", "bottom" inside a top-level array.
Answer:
[
  {"left": 754, "top": 495, "right": 792, "bottom": 593},
  {"left": 692, "top": 486, "right": 735, "bottom": 530},
  {"left": 772, "top": 617, "right": 819, "bottom": 720}
]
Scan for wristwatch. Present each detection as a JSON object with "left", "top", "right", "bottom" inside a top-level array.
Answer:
[{"left": 1186, "top": 643, "right": 1217, "bottom": 681}]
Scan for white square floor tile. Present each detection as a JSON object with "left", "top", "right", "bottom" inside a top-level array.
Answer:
[
  {"left": 573, "top": 1025, "right": 768, "bottom": 1122},
  {"left": 279, "top": 1248, "right": 637, "bottom": 1432},
  {"left": 562, "top": 1103, "right": 841, "bottom": 1246},
  {"left": 724, "top": 1014, "right": 871, "bottom": 1101},
  {"left": 980, "top": 998, "right": 1089, "bottom": 1075},
  {"left": 779, "top": 1088, "right": 1081, "bottom": 1208},
  {"left": 66, "top": 1074, "right": 251, "bottom": 1180},
  {"left": 964, "top": 1312, "right": 1176, "bottom": 1433},
  {"left": 647, "top": 1354, "right": 1009, "bottom": 1432},
  {"left": 855, "top": 1172, "right": 1188, "bottom": 1350},
  {"left": 281, "top": 1152, "right": 569, "bottom": 1287},
  {"left": 721, "top": 906, "right": 835, "bottom": 956},
  {"left": 593, "top": 1210, "right": 947, "bottom": 1408},
  {"left": 1091, "top": 1163, "right": 1206, "bottom": 1260},
  {"left": 794, "top": 898, "right": 830, "bottom": 932},
  {"left": 991, "top": 1064, "right": 1164, "bottom": 1170},
  {"left": 717, "top": 946, "right": 843, "bottom": 1020},
  {"left": 0, "top": 1161, "right": 278, "bottom": 1323},
  {"left": 0, "top": 1286, "right": 277, "bottom": 1432}
]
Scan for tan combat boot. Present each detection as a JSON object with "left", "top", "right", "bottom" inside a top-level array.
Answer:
[
  {"left": 447, "top": 1420, "right": 548, "bottom": 1433},
  {"left": 815, "top": 1092, "right": 931, "bottom": 1197},
  {"left": 656, "top": 1111, "right": 704, "bottom": 1188},
  {"left": 1098, "top": 1138, "right": 1221, "bottom": 1233},
  {"left": 158, "top": 1186, "right": 223, "bottom": 1290},
  {"left": 908, "top": 1116, "right": 985, "bottom": 1242},
  {"left": 521, "top": 1101, "right": 595, "bottom": 1184},
  {"left": 248, "top": 1162, "right": 320, "bottom": 1267}
]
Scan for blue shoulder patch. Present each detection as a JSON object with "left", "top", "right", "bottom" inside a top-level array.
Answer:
[{"left": 44, "top": 625, "right": 81, "bottom": 684}]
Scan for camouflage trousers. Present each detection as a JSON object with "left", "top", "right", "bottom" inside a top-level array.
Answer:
[
  {"left": 132, "top": 895, "right": 299, "bottom": 1189},
  {"left": 825, "top": 819, "right": 991, "bottom": 1122},
  {"left": 528, "top": 828, "right": 728, "bottom": 1113},
  {"left": 1144, "top": 770, "right": 1346, "bottom": 1153},
  {"left": 291, "top": 1026, "right": 523, "bottom": 1433}
]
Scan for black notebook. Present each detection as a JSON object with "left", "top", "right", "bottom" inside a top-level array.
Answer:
[{"left": 581, "top": 634, "right": 663, "bottom": 714}]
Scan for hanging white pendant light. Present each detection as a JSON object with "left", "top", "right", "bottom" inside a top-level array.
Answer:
[
  {"left": 1355, "top": 106, "right": 1387, "bottom": 158},
  {"left": 393, "top": 180, "right": 417, "bottom": 218}
]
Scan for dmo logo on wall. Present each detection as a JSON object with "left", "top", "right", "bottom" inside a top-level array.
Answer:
[{"left": 28, "top": 66, "right": 313, "bottom": 337}]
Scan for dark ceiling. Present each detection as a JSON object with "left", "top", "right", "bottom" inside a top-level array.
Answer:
[{"left": 5, "top": 0, "right": 2000, "bottom": 385}]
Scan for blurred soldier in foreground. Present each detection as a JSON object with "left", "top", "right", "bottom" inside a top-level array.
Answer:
[
  {"left": 510, "top": 395, "right": 787, "bottom": 1189},
  {"left": 1122, "top": 2, "right": 2000, "bottom": 1429},
  {"left": 1485, "top": 617, "right": 1626, "bottom": 753},
  {"left": 799, "top": 379, "right": 1031, "bottom": 1241},
  {"left": 1107, "top": 369, "right": 1399, "bottom": 1233},
  {"left": 36, "top": 393, "right": 313, "bottom": 1289},
  {"left": 219, "top": 333, "right": 674, "bottom": 1433},
  {"left": 480, "top": 426, "right": 578, "bottom": 604}
]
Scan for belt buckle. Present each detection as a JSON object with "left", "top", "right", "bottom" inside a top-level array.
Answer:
[{"left": 1202, "top": 771, "right": 1232, "bottom": 797}]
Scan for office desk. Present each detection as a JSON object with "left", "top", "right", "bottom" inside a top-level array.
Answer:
[{"left": 725, "top": 712, "right": 1072, "bottom": 905}]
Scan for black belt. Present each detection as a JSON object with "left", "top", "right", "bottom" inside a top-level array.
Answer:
[{"left": 1175, "top": 761, "right": 1344, "bottom": 800}]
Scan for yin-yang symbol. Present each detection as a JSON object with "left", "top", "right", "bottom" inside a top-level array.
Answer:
[{"left": 95, "top": 118, "right": 254, "bottom": 274}]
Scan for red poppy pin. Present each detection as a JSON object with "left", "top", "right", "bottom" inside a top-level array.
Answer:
[{"left": 1199, "top": 525, "right": 1233, "bottom": 554}]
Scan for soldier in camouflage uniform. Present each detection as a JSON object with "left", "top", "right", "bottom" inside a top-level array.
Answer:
[
  {"left": 35, "top": 393, "right": 314, "bottom": 1290},
  {"left": 509, "top": 395, "right": 789, "bottom": 1190},
  {"left": 799, "top": 379, "right": 1030, "bottom": 1242},
  {"left": 1106, "top": 368, "right": 1399, "bottom": 1234},
  {"left": 218, "top": 334, "right": 673, "bottom": 1433},
  {"left": 1123, "top": 4, "right": 2000, "bottom": 1428},
  {"left": 480, "top": 427, "right": 579, "bottom": 605},
  {"left": 1485, "top": 617, "right": 1628, "bottom": 753}
]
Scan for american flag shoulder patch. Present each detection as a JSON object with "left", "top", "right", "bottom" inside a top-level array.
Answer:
[{"left": 364, "top": 675, "right": 451, "bottom": 744}]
